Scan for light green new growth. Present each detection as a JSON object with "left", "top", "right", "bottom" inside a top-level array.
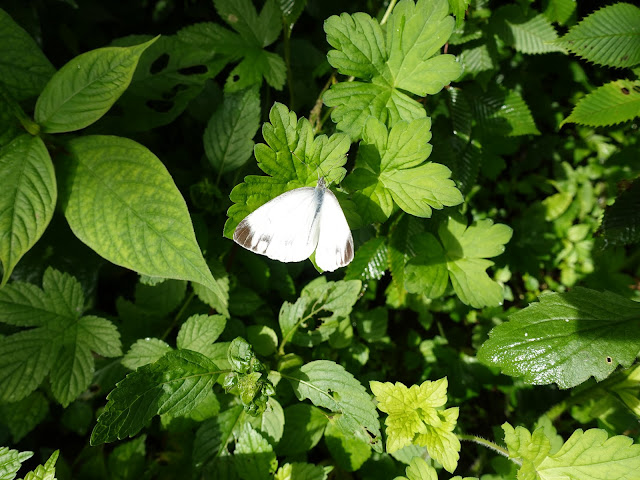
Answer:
[
  {"left": 0, "top": 446, "right": 33, "bottom": 480},
  {"left": 19, "top": 450, "right": 59, "bottom": 480},
  {"left": 0, "top": 268, "right": 122, "bottom": 406},
  {"left": 370, "top": 378, "right": 460, "bottom": 473},
  {"left": 275, "top": 462, "right": 330, "bottom": 480},
  {"left": 503, "top": 423, "right": 640, "bottom": 480},
  {"left": 323, "top": 0, "right": 462, "bottom": 139}
]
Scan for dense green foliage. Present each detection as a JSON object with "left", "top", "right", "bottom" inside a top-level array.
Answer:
[{"left": 0, "top": 0, "right": 639, "bottom": 479}]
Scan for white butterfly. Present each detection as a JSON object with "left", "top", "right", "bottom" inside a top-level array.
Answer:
[{"left": 233, "top": 177, "right": 354, "bottom": 272}]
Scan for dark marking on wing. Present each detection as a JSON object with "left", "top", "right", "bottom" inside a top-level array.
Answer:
[{"left": 233, "top": 220, "right": 253, "bottom": 247}]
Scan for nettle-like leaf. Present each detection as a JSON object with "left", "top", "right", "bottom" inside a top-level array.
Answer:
[
  {"left": 556, "top": 3, "right": 640, "bottom": 68},
  {"left": 448, "top": 0, "right": 470, "bottom": 28},
  {"left": 324, "top": 421, "right": 372, "bottom": 472},
  {"left": 610, "top": 364, "right": 640, "bottom": 417},
  {"left": 0, "top": 9, "right": 55, "bottom": 101},
  {"left": 345, "top": 117, "right": 463, "bottom": 224},
  {"left": 601, "top": 179, "right": 640, "bottom": 246},
  {"left": 396, "top": 456, "right": 438, "bottom": 480},
  {"left": 0, "top": 392, "right": 49, "bottom": 443},
  {"left": 34, "top": 37, "right": 157, "bottom": 133},
  {"left": 503, "top": 423, "right": 640, "bottom": 480},
  {"left": 224, "top": 102, "right": 351, "bottom": 236},
  {"left": 0, "top": 134, "right": 56, "bottom": 286},
  {"left": 279, "top": 277, "right": 361, "bottom": 348},
  {"left": 204, "top": 86, "right": 261, "bottom": 174},
  {"left": 19, "top": 450, "right": 59, "bottom": 480},
  {"left": 0, "top": 268, "right": 122, "bottom": 406},
  {"left": 0, "top": 446, "right": 33, "bottom": 480},
  {"left": 477, "top": 288, "right": 640, "bottom": 389},
  {"left": 101, "top": 34, "right": 228, "bottom": 131},
  {"left": 91, "top": 349, "right": 221, "bottom": 445},
  {"left": 370, "top": 378, "right": 460, "bottom": 473},
  {"left": 405, "top": 215, "right": 512, "bottom": 308},
  {"left": 491, "top": 5, "right": 564, "bottom": 54},
  {"left": 561, "top": 80, "right": 640, "bottom": 127},
  {"left": 323, "top": 0, "right": 462, "bottom": 140},
  {"left": 277, "top": 403, "right": 329, "bottom": 456},
  {"left": 234, "top": 423, "right": 278, "bottom": 480},
  {"left": 283, "top": 360, "right": 382, "bottom": 452},
  {"left": 178, "top": 0, "right": 285, "bottom": 92},
  {"left": 58, "top": 135, "right": 228, "bottom": 315},
  {"left": 193, "top": 405, "right": 243, "bottom": 473},
  {"left": 275, "top": 462, "right": 331, "bottom": 480}
]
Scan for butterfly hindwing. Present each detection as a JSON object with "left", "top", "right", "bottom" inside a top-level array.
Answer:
[
  {"left": 233, "top": 187, "right": 321, "bottom": 263},
  {"left": 315, "top": 188, "right": 354, "bottom": 272}
]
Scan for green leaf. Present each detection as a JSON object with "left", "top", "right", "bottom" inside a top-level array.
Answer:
[
  {"left": 91, "top": 349, "right": 220, "bottom": 445},
  {"left": 543, "top": 0, "right": 576, "bottom": 26},
  {"left": 58, "top": 135, "right": 228, "bottom": 315},
  {"left": 324, "top": 421, "right": 372, "bottom": 472},
  {"left": 344, "top": 237, "right": 388, "bottom": 282},
  {"left": 278, "top": 0, "right": 307, "bottom": 28},
  {"left": 347, "top": 117, "right": 462, "bottom": 223},
  {"left": 34, "top": 37, "right": 157, "bottom": 133},
  {"left": 561, "top": 80, "right": 640, "bottom": 127},
  {"left": 275, "top": 462, "right": 330, "bottom": 480},
  {"left": 103, "top": 34, "right": 228, "bottom": 131},
  {"left": 503, "top": 423, "right": 640, "bottom": 480},
  {"left": 247, "top": 397, "right": 284, "bottom": 446},
  {"left": 0, "top": 135, "right": 56, "bottom": 286},
  {"left": 448, "top": 0, "right": 470, "bottom": 28},
  {"left": 233, "top": 423, "right": 278, "bottom": 480},
  {"left": 121, "top": 338, "right": 172, "bottom": 370},
  {"left": 0, "top": 447, "right": 33, "bottom": 480},
  {"left": 405, "top": 233, "right": 448, "bottom": 299},
  {"left": 0, "top": 9, "right": 55, "bottom": 101},
  {"left": 438, "top": 215, "right": 512, "bottom": 308},
  {"left": 556, "top": 3, "right": 640, "bottom": 68},
  {"left": 477, "top": 288, "right": 640, "bottom": 389},
  {"left": 371, "top": 378, "right": 460, "bottom": 473},
  {"left": 279, "top": 278, "right": 361, "bottom": 348},
  {"left": 601, "top": 179, "right": 640, "bottom": 246},
  {"left": 398, "top": 456, "right": 438, "bottom": 480},
  {"left": 193, "top": 405, "right": 244, "bottom": 471},
  {"left": 224, "top": 103, "right": 350, "bottom": 237},
  {"left": 0, "top": 392, "right": 48, "bottom": 443},
  {"left": 283, "top": 360, "right": 382, "bottom": 451},
  {"left": 107, "top": 435, "right": 147, "bottom": 480},
  {"left": 323, "top": 0, "right": 461, "bottom": 139},
  {"left": 491, "top": 5, "right": 564, "bottom": 54},
  {"left": 204, "top": 86, "right": 260, "bottom": 174},
  {"left": 20, "top": 450, "right": 59, "bottom": 480},
  {"left": 277, "top": 403, "right": 329, "bottom": 456},
  {"left": 458, "top": 41, "right": 497, "bottom": 78},
  {"left": 176, "top": 314, "right": 227, "bottom": 354},
  {"left": 0, "top": 268, "right": 121, "bottom": 405}
]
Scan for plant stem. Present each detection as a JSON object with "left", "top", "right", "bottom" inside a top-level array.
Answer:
[
  {"left": 380, "top": 0, "right": 399, "bottom": 25},
  {"left": 458, "top": 434, "right": 520, "bottom": 465},
  {"left": 161, "top": 290, "right": 196, "bottom": 341},
  {"left": 283, "top": 20, "right": 295, "bottom": 110}
]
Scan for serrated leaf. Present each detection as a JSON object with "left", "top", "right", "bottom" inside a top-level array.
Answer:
[
  {"left": 437, "top": 215, "right": 512, "bottom": 308},
  {"left": 101, "top": 34, "right": 228, "bottom": 131},
  {"left": 0, "top": 9, "right": 55, "bottom": 101},
  {"left": 399, "top": 456, "right": 438, "bottom": 480},
  {"left": 234, "top": 424, "right": 278, "bottom": 480},
  {"left": 0, "top": 447, "right": 33, "bottom": 480},
  {"left": 478, "top": 288, "right": 640, "bottom": 389},
  {"left": 323, "top": 0, "right": 461, "bottom": 139},
  {"left": 344, "top": 237, "right": 388, "bottom": 282},
  {"left": 58, "top": 135, "right": 228, "bottom": 315},
  {"left": 279, "top": 278, "right": 361, "bottom": 348},
  {"left": 91, "top": 349, "right": 220, "bottom": 445},
  {"left": 204, "top": 86, "right": 260, "bottom": 174},
  {"left": 20, "top": 450, "right": 58, "bottom": 480},
  {"left": 601, "top": 179, "right": 640, "bottom": 246},
  {"left": 121, "top": 338, "right": 172, "bottom": 370},
  {"left": 277, "top": 403, "right": 328, "bottom": 456},
  {"left": 543, "top": 0, "right": 576, "bottom": 26},
  {"left": 0, "top": 392, "right": 48, "bottom": 443},
  {"left": 224, "top": 102, "right": 350, "bottom": 237},
  {"left": 371, "top": 378, "right": 460, "bottom": 473},
  {"left": 193, "top": 405, "right": 244, "bottom": 471},
  {"left": 283, "top": 359, "right": 381, "bottom": 451},
  {"left": 405, "top": 233, "right": 448, "bottom": 299},
  {"left": 561, "top": 80, "right": 640, "bottom": 127},
  {"left": 0, "top": 268, "right": 121, "bottom": 405},
  {"left": 557, "top": 3, "right": 640, "bottom": 68},
  {"left": 0, "top": 134, "right": 56, "bottom": 286},
  {"left": 176, "top": 314, "right": 227, "bottom": 354},
  {"left": 324, "top": 421, "right": 372, "bottom": 472},
  {"left": 458, "top": 41, "right": 497, "bottom": 77},
  {"left": 503, "top": 423, "right": 640, "bottom": 480},
  {"left": 492, "top": 5, "right": 564, "bottom": 54},
  {"left": 275, "top": 462, "right": 330, "bottom": 480},
  {"left": 34, "top": 37, "right": 157, "bottom": 133},
  {"left": 448, "top": 0, "right": 470, "bottom": 28}
]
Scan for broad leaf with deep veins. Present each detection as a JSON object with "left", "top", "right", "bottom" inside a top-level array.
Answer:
[
  {"left": 478, "top": 288, "right": 640, "bottom": 389},
  {"left": 59, "top": 135, "right": 228, "bottom": 315}
]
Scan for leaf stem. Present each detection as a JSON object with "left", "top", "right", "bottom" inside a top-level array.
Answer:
[
  {"left": 160, "top": 290, "right": 196, "bottom": 341},
  {"left": 458, "top": 434, "right": 519, "bottom": 465},
  {"left": 283, "top": 20, "right": 295, "bottom": 110},
  {"left": 277, "top": 297, "right": 324, "bottom": 356},
  {"left": 380, "top": 0, "right": 399, "bottom": 25}
]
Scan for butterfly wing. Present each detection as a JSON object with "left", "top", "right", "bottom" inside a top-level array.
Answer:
[
  {"left": 233, "top": 187, "right": 321, "bottom": 263},
  {"left": 314, "top": 188, "right": 354, "bottom": 272}
]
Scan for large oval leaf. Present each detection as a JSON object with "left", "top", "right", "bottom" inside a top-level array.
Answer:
[
  {"left": 0, "top": 134, "right": 56, "bottom": 286},
  {"left": 59, "top": 135, "right": 227, "bottom": 314}
]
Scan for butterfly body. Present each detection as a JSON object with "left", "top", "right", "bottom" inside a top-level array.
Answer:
[{"left": 233, "top": 178, "right": 354, "bottom": 272}]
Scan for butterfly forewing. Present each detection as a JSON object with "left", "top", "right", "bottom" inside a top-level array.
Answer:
[
  {"left": 233, "top": 187, "right": 321, "bottom": 263},
  {"left": 314, "top": 188, "right": 354, "bottom": 272}
]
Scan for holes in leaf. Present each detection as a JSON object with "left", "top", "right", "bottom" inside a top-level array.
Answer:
[
  {"left": 232, "top": 74, "right": 240, "bottom": 83},
  {"left": 606, "top": 356, "right": 613, "bottom": 364},
  {"left": 150, "top": 53, "right": 170, "bottom": 74},
  {"left": 178, "top": 65, "right": 208, "bottom": 76},
  {"left": 146, "top": 99, "right": 174, "bottom": 113},
  {"left": 621, "top": 87, "right": 630, "bottom": 95},
  {"left": 161, "top": 83, "right": 188, "bottom": 100}
]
